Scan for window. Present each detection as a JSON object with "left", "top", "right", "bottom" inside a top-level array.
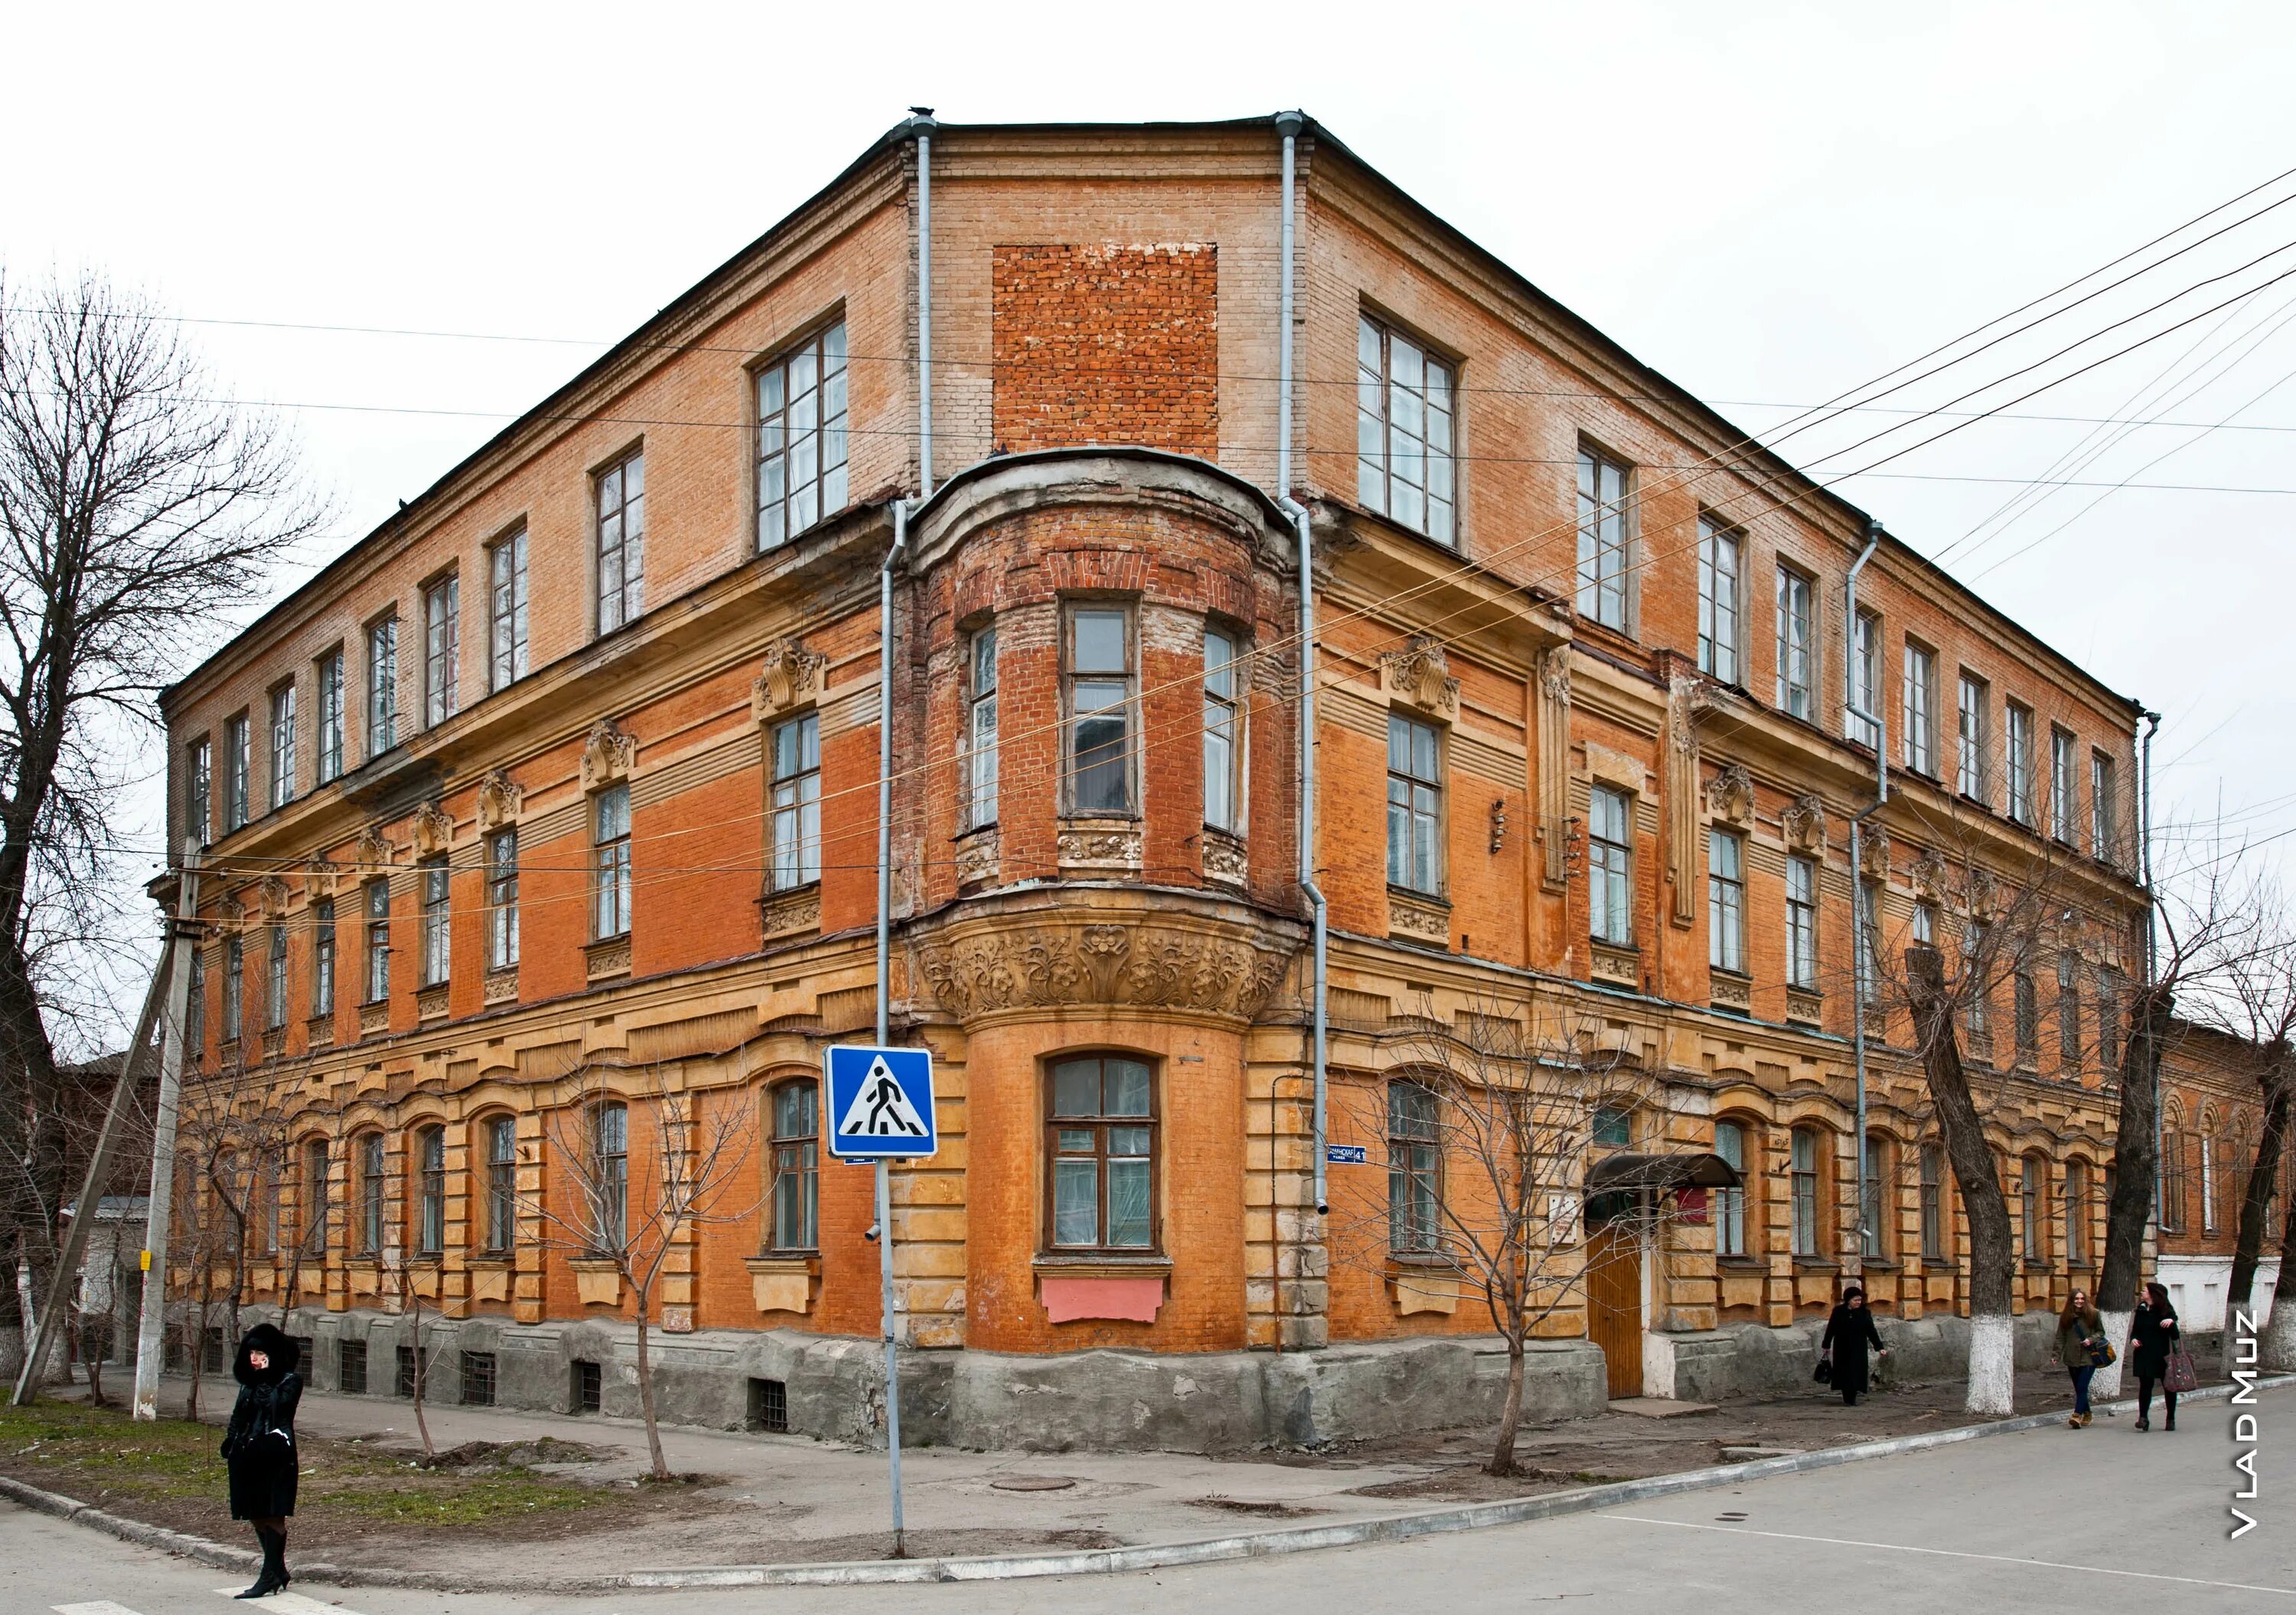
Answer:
[
  {"left": 1913, "top": 901, "right": 1937, "bottom": 948},
  {"left": 1048, "top": 1055, "right": 1156, "bottom": 1250},
  {"left": 747, "top": 1375, "right": 786, "bottom": 1432},
  {"left": 223, "top": 936, "right": 243, "bottom": 1043},
  {"left": 1697, "top": 516, "right": 1743, "bottom": 684},
  {"left": 268, "top": 684, "right": 297, "bottom": 810},
  {"left": 1919, "top": 1142, "right": 1945, "bottom": 1261},
  {"left": 2065, "top": 1160, "right": 2089, "bottom": 1266},
  {"left": 2160, "top": 1130, "right": 2187, "bottom": 1232},
  {"left": 461, "top": 1352, "right": 497, "bottom": 1408},
  {"left": 590, "top": 1102, "right": 628, "bottom": 1249},
  {"left": 1386, "top": 713, "right": 1443, "bottom": 897},
  {"left": 1583, "top": 784, "right": 1637, "bottom": 945},
  {"left": 416, "top": 1124, "right": 445, "bottom": 1257},
  {"left": 339, "top": 1339, "right": 369, "bottom": 1395},
  {"left": 419, "top": 858, "right": 450, "bottom": 987},
  {"left": 186, "top": 948, "right": 206, "bottom": 1062},
  {"left": 357, "top": 1132, "right": 385, "bottom": 1255},
  {"left": 767, "top": 1082, "right": 818, "bottom": 1251},
  {"left": 2092, "top": 752, "right": 2119, "bottom": 861},
  {"left": 302, "top": 1139, "right": 328, "bottom": 1255},
  {"left": 1591, "top": 1103, "right": 1632, "bottom": 1149},
  {"left": 2020, "top": 1155, "right": 2046, "bottom": 1263},
  {"left": 488, "top": 528, "right": 529, "bottom": 690},
  {"left": 1903, "top": 643, "right": 1936, "bottom": 775},
  {"left": 2057, "top": 951, "right": 2081, "bottom": 1070},
  {"left": 1708, "top": 828, "right": 1746, "bottom": 974},
  {"left": 966, "top": 627, "right": 998, "bottom": 830},
  {"left": 2201, "top": 1132, "right": 2217, "bottom": 1232},
  {"left": 223, "top": 713, "right": 250, "bottom": 830},
  {"left": 1857, "top": 878, "right": 1883, "bottom": 1006},
  {"left": 2050, "top": 726, "right": 2079, "bottom": 841},
  {"left": 484, "top": 1114, "right": 517, "bottom": 1253},
  {"left": 592, "top": 785, "right": 631, "bottom": 940},
  {"left": 768, "top": 714, "right": 820, "bottom": 890},
  {"left": 1848, "top": 608, "right": 1881, "bottom": 749},
  {"left": 265, "top": 925, "right": 288, "bottom": 1031},
  {"left": 1203, "top": 626, "right": 1241, "bottom": 833},
  {"left": 187, "top": 737, "right": 212, "bottom": 846},
  {"left": 1774, "top": 566, "right": 1814, "bottom": 719},
  {"left": 1790, "top": 1127, "right": 1822, "bottom": 1258},
  {"left": 1956, "top": 672, "right": 1989, "bottom": 803},
  {"left": 1066, "top": 607, "right": 1133, "bottom": 814},
  {"left": 595, "top": 451, "right": 645, "bottom": 635},
  {"left": 1357, "top": 316, "right": 1456, "bottom": 543},
  {"left": 573, "top": 1359, "right": 602, "bottom": 1414},
  {"left": 366, "top": 615, "right": 399, "bottom": 759},
  {"left": 315, "top": 651, "right": 344, "bottom": 784},
  {"left": 1388, "top": 1081, "right": 1442, "bottom": 1253},
  {"left": 486, "top": 829, "right": 518, "bottom": 971},
  {"left": 396, "top": 1345, "right": 426, "bottom": 1400},
  {"left": 1785, "top": 854, "right": 1818, "bottom": 989},
  {"left": 1574, "top": 446, "right": 1631, "bottom": 629},
  {"left": 756, "top": 322, "right": 849, "bottom": 549},
  {"left": 2014, "top": 967, "right": 2039, "bottom": 1063},
  {"left": 2005, "top": 702, "right": 2034, "bottom": 824},
  {"left": 422, "top": 575, "right": 459, "bottom": 727},
  {"left": 2098, "top": 967, "right": 2123, "bottom": 1073},
  {"left": 1861, "top": 1134, "right": 1890, "bottom": 1259},
  {"left": 1714, "top": 1120, "right": 1747, "bottom": 1258},
  {"left": 258, "top": 1153, "right": 282, "bottom": 1254},
  {"left": 363, "top": 879, "right": 390, "bottom": 1003}
]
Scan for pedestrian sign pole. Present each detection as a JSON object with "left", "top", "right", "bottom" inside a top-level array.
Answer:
[{"left": 824, "top": 1044, "right": 938, "bottom": 1557}]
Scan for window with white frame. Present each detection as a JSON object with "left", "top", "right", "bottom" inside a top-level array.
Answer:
[
  {"left": 223, "top": 713, "right": 250, "bottom": 830},
  {"left": 266, "top": 925, "right": 288, "bottom": 1031},
  {"left": 487, "top": 828, "right": 518, "bottom": 971},
  {"left": 2201, "top": 1132, "right": 2217, "bottom": 1232},
  {"left": 187, "top": 736, "right": 211, "bottom": 847},
  {"left": 769, "top": 713, "right": 820, "bottom": 890},
  {"left": 223, "top": 935, "right": 243, "bottom": 1042},
  {"left": 1356, "top": 316, "right": 1456, "bottom": 543},
  {"left": 1957, "top": 671, "right": 1989, "bottom": 803},
  {"left": 484, "top": 1114, "right": 517, "bottom": 1253},
  {"left": 1589, "top": 785, "right": 1633, "bottom": 946},
  {"left": 1386, "top": 1080, "right": 1442, "bottom": 1254},
  {"left": 595, "top": 451, "right": 644, "bottom": 635},
  {"left": 1848, "top": 608, "right": 1881, "bottom": 749},
  {"left": 416, "top": 1124, "right": 445, "bottom": 1257},
  {"left": 1708, "top": 827, "right": 1745, "bottom": 974},
  {"left": 363, "top": 879, "right": 390, "bottom": 1003},
  {"left": 1714, "top": 1119, "right": 1747, "bottom": 1257},
  {"left": 268, "top": 684, "right": 296, "bottom": 810},
  {"left": 593, "top": 785, "right": 632, "bottom": 939},
  {"left": 1862, "top": 1134, "right": 1889, "bottom": 1259},
  {"left": 2092, "top": 751, "right": 2119, "bottom": 860},
  {"left": 1790, "top": 1126, "right": 1821, "bottom": 1257},
  {"left": 366, "top": 615, "right": 399, "bottom": 759},
  {"left": 1965, "top": 919, "right": 1991, "bottom": 1034},
  {"left": 1697, "top": 516, "right": 1742, "bottom": 684},
  {"left": 423, "top": 575, "right": 458, "bottom": 727},
  {"left": 419, "top": 857, "right": 449, "bottom": 987},
  {"left": 1903, "top": 641, "right": 1936, "bottom": 775},
  {"left": 1575, "top": 447, "right": 1631, "bottom": 630},
  {"left": 1858, "top": 878, "right": 1883, "bottom": 1006},
  {"left": 2021, "top": 1154, "right": 2047, "bottom": 1262},
  {"left": 2057, "top": 950, "right": 2081, "bottom": 1069},
  {"left": 2050, "top": 726, "right": 2079, "bottom": 841},
  {"left": 591, "top": 1101, "right": 629, "bottom": 1248},
  {"left": 2004, "top": 701, "right": 2033, "bottom": 824},
  {"left": 488, "top": 529, "right": 529, "bottom": 690},
  {"left": 756, "top": 323, "right": 850, "bottom": 550},
  {"left": 315, "top": 651, "right": 344, "bottom": 784},
  {"left": 1786, "top": 853, "right": 1818, "bottom": 988},
  {"left": 1386, "top": 713, "right": 1443, "bottom": 896},
  {"left": 311, "top": 899, "right": 334, "bottom": 1019},
  {"left": 965, "top": 626, "right": 998, "bottom": 830},
  {"left": 1203, "top": 626, "right": 1241, "bottom": 833},
  {"left": 1775, "top": 566, "right": 1814, "bottom": 720},
  {"left": 1067, "top": 607, "right": 1133, "bottom": 815},
  {"left": 767, "top": 1081, "right": 819, "bottom": 1251},
  {"left": 1919, "top": 1142, "right": 1945, "bottom": 1261},
  {"left": 2064, "top": 1159, "right": 2089, "bottom": 1265}
]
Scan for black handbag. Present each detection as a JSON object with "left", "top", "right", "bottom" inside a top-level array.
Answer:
[{"left": 1814, "top": 1352, "right": 1833, "bottom": 1385}]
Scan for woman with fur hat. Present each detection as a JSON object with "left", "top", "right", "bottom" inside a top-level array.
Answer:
[{"left": 220, "top": 1322, "right": 302, "bottom": 1598}]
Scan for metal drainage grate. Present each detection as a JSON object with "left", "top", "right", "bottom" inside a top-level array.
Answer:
[{"left": 990, "top": 1475, "right": 1079, "bottom": 1492}]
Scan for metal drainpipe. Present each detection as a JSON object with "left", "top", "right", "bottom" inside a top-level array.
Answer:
[
  {"left": 1274, "top": 109, "right": 1328, "bottom": 1219},
  {"left": 1844, "top": 518, "right": 1887, "bottom": 1274},
  {"left": 2140, "top": 706, "right": 2161, "bottom": 1224},
  {"left": 912, "top": 109, "right": 935, "bottom": 498},
  {"left": 876, "top": 498, "right": 908, "bottom": 1046}
]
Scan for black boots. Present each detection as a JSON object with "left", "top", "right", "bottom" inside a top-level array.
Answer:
[{"left": 235, "top": 1525, "right": 288, "bottom": 1599}]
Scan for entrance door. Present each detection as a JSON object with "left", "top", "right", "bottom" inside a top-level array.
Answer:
[{"left": 1584, "top": 1215, "right": 1643, "bottom": 1399}]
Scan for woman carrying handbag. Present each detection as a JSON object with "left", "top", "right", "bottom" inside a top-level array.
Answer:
[
  {"left": 2128, "top": 1281, "right": 2183, "bottom": 1431},
  {"left": 1820, "top": 1286, "right": 1887, "bottom": 1407},
  {"left": 2051, "top": 1287, "right": 2112, "bottom": 1427}
]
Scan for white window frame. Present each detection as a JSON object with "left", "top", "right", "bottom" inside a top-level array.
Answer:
[
  {"left": 1786, "top": 853, "right": 1818, "bottom": 988},
  {"left": 769, "top": 713, "right": 821, "bottom": 890},
  {"left": 1697, "top": 516, "right": 1742, "bottom": 684},
  {"left": 1708, "top": 827, "right": 1745, "bottom": 974},
  {"left": 1956, "top": 670, "right": 1989, "bottom": 803},
  {"left": 2050, "top": 726, "right": 2079, "bottom": 842},
  {"left": 489, "top": 528, "right": 530, "bottom": 691},
  {"left": 2004, "top": 700, "right": 2033, "bottom": 824},
  {"left": 1575, "top": 446, "right": 1632, "bottom": 631},
  {"left": 315, "top": 651, "right": 344, "bottom": 784},
  {"left": 423, "top": 574, "right": 458, "bottom": 728},
  {"left": 756, "top": 321, "right": 850, "bottom": 550},
  {"left": 366, "top": 615, "right": 399, "bottom": 759},
  {"left": 419, "top": 856, "right": 450, "bottom": 988},
  {"left": 2091, "top": 751, "right": 2118, "bottom": 860},
  {"left": 223, "top": 713, "right": 250, "bottom": 830},
  {"left": 488, "top": 828, "right": 519, "bottom": 971},
  {"left": 267, "top": 683, "right": 296, "bottom": 811},
  {"left": 1065, "top": 605, "right": 1137, "bottom": 817},
  {"left": 1588, "top": 784, "right": 1634, "bottom": 946},
  {"left": 593, "top": 784, "right": 632, "bottom": 941},
  {"left": 1386, "top": 712, "right": 1444, "bottom": 898},
  {"left": 1903, "top": 641, "right": 1936, "bottom": 775},
  {"left": 1848, "top": 608, "right": 1881, "bottom": 749},
  {"left": 1203, "top": 625, "right": 1243, "bottom": 833},
  {"left": 595, "top": 451, "right": 645, "bottom": 635},
  {"left": 1356, "top": 315, "right": 1456, "bottom": 544},
  {"left": 1714, "top": 1119, "right": 1747, "bottom": 1258},
  {"left": 966, "top": 626, "right": 998, "bottom": 830},
  {"left": 1774, "top": 565, "right": 1814, "bottom": 719}
]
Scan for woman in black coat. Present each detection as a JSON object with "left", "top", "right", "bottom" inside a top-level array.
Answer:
[
  {"left": 1821, "top": 1286, "right": 1889, "bottom": 1407},
  {"left": 2128, "top": 1281, "right": 2181, "bottom": 1432},
  {"left": 220, "top": 1322, "right": 302, "bottom": 1598}
]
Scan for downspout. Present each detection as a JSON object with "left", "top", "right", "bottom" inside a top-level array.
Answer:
[
  {"left": 2141, "top": 707, "right": 2161, "bottom": 1225},
  {"left": 876, "top": 498, "right": 908, "bottom": 1044},
  {"left": 1274, "top": 109, "right": 1328, "bottom": 1219},
  {"left": 1844, "top": 518, "right": 1887, "bottom": 1274},
  {"left": 911, "top": 109, "right": 935, "bottom": 498}
]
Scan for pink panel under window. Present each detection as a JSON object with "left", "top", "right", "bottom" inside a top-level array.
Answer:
[{"left": 1039, "top": 1276, "right": 1164, "bottom": 1324}]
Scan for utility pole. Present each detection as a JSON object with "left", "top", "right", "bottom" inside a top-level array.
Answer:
[{"left": 132, "top": 847, "right": 202, "bottom": 1421}]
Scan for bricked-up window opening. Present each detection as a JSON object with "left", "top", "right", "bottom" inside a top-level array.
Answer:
[
  {"left": 1065, "top": 607, "right": 1134, "bottom": 816},
  {"left": 362, "top": 879, "right": 390, "bottom": 1003},
  {"left": 1202, "top": 627, "right": 1242, "bottom": 834},
  {"left": 2159, "top": 1130, "right": 2186, "bottom": 1232},
  {"left": 1357, "top": 317, "right": 1456, "bottom": 544},
  {"left": 416, "top": 1124, "right": 445, "bottom": 1257},
  {"left": 2050, "top": 726, "right": 2079, "bottom": 842},
  {"left": 423, "top": 574, "right": 459, "bottom": 727},
  {"left": 484, "top": 1114, "right": 517, "bottom": 1253},
  {"left": 592, "top": 785, "right": 631, "bottom": 940},
  {"left": 1387, "top": 1080, "right": 1442, "bottom": 1253},
  {"left": 757, "top": 321, "right": 849, "bottom": 550},
  {"left": 268, "top": 681, "right": 296, "bottom": 809},
  {"left": 461, "top": 1350, "right": 497, "bottom": 1407},
  {"left": 366, "top": 614, "right": 398, "bottom": 759},
  {"left": 1848, "top": 608, "right": 1881, "bottom": 749},
  {"left": 2091, "top": 751, "right": 2119, "bottom": 862},
  {"left": 1774, "top": 566, "right": 1814, "bottom": 720},
  {"left": 1708, "top": 828, "right": 1746, "bottom": 974},
  {"left": 339, "top": 1337, "right": 368, "bottom": 1395},
  {"left": 1047, "top": 1055, "right": 1156, "bottom": 1251},
  {"left": 1861, "top": 1134, "right": 1889, "bottom": 1260},
  {"left": 2064, "top": 1159, "right": 2089, "bottom": 1265},
  {"left": 223, "top": 711, "right": 250, "bottom": 830},
  {"left": 395, "top": 1343, "right": 427, "bottom": 1400},
  {"left": 487, "top": 829, "right": 519, "bottom": 971},
  {"left": 769, "top": 714, "right": 821, "bottom": 889},
  {"left": 1385, "top": 713, "right": 1443, "bottom": 897},
  {"left": 419, "top": 857, "right": 450, "bottom": 987},
  {"left": 573, "top": 1358, "right": 602, "bottom": 1413},
  {"left": 265, "top": 924, "right": 288, "bottom": 1031},
  {"left": 768, "top": 1080, "right": 818, "bottom": 1251},
  {"left": 1902, "top": 642, "right": 1936, "bottom": 776},
  {"left": 1714, "top": 1120, "right": 1747, "bottom": 1257},
  {"left": 1919, "top": 1142, "right": 1945, "bottom": 1261},
  {"left": 185, "top": 948, "right": 204, "bottom": 1063},
  {"left": 1574, "top": 447, "right": 1630, "bottom": 630},
  {"left": 590, "top": 1101, "right": 628, "bottom": 1251},
  {"left": 187, "top": 736, "right": 211, "bottom": 845},
  {"left": 1790, "top": 1126, "right": 1822, "bottom": 1257},
  {"left": 303, "top": 1138, "right": 328, "bottom": 1256},
  {"left": 2005, "top": 702, "right": 2035, "bottom": 824},
  {"left": 223, "top": 936, "right": 243, "bottom": 1042},
  {"left": 1956, "top": 671, "right": 1990, "bottom": 804},
  {"left": 2014, "top": 967, "right": 2039, "bottom": 1063},
  {"left": 966, "top": 626, "right": 998, "bottom": 830},
  {"left": 748, "top": 1376, "right": 789, "bottom": 1433},
  {"left": 595, "top": 452, "right": 645, "bottom": 635},
  {"left": 488, "top": 527, "right": 529, "bottom": 691},
  {"left": 1588, "top": 785, "right": 1633, "bottom": 947},
  {"left": 2057, "top": 951, "right": 2082, "bottom": 1070},
  {"left": 2020, "top": 1154, "right": 2047, "bottom": 1263},
  {"left": 357, "top": 1130, "right": 386, "bottom": 1255},
  {"left": 316, "top": 648, "right": 344, "bottom": 784},
  {"left": 1696, "top": 516, "right": 1743, "bottom": 684}
]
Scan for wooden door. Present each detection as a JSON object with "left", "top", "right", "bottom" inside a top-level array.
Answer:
[{"left": 1585, "top": 1216, "right": 1643, "bottom": 1399}]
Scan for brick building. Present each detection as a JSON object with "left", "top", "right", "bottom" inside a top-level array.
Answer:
[
  {"left": 155, "top": 113, "right": 2155, "bottom": 1447},
  {"left": 2154, "top": 1020, "right": 2288, "bottom": 1330}
]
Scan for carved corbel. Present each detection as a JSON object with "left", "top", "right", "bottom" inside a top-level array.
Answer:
[
  {"left": 256, "top": 876, "right": 292, "bottom": 921},
  {"left": 354, "top": 824, "right": 395, "bottom": 875},
  {"left": 1703, "top": 762, "right": 1754, "bottom": 825},
  {"left": 1378, "top": 637, "right": 1460, "bottom": 721},
  {"left": 302, "top": 862, "right": 339, "bottom": 901},
  {"left": 1858, "top": 827, "right": 1892, "bottom": 879},
  {"left": 411, "top": 801, "right": 453, "bottom": 858},
  {"left": 582, "top": 718, "right": 637, "bottom": 791},
  {"left": 752, "top": 639, "right": 830, "bottom": 723},
  {"left": 474, "top": 768, "right": 524, "bottom": 831},
  {"left": 1781, "top": 793, "right": 1830, "bottom": 857},
  {"left": 1909, "top": 850, "right": 1946, "bottom": 904}
]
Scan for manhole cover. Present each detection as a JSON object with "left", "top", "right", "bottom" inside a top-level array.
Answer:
[{"left": 990, "top": 1475, "right": 1079, "bottom": 1492}]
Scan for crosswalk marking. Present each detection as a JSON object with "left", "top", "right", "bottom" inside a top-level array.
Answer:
[
  {"left": 54, "top": 1602, "right": 146, "bottom": 1615},
  {"left": 211, "top": 1589, "right": 364, "bottom": 1613}
]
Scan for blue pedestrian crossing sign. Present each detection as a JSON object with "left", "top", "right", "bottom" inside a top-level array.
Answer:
[{"left": 824, "top": 1045, "right": 938, "bottom": 1159}]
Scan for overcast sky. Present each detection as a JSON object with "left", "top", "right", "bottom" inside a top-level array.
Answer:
[{"left": 8, "top": 1, "right": 2294, "bottom": 1028}]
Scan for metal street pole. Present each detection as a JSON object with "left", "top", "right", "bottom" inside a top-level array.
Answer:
[
  {"left": 132, "top": 847, "right": 201, "bottom": 1421},
  {"left": 875, "top": 1154, "right": 903, "bottom": 1556}
]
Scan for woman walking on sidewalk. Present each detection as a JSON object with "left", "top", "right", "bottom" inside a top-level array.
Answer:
[
  {"left": 220, "top": 1323, "right": 302, "bottom": 1598},
  {"left": 1821, "top": 1286, "right": 1887, "bottom": 1407},
  {"left": 2129, "top": 1282, "right": 2181, "bottom": 1432},
  {"left": 2052, "top": 1288, "right": 2108, "bottom": 1427}
]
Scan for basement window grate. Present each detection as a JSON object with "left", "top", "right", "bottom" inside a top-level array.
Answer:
[
  {"left": 573, "top": 1359, "right": 602, "bottom": 1414},
  {"left": 338, "top": 1339, "right": 367, "bottom": 1395},
  {"left": 461, "top": 1350, "right": 497, "bottom": 1407},
  {"left": 748, "top": 1376, "right": 788, "bottom": 1434}
]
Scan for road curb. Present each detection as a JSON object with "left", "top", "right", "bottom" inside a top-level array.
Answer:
[{"left": 5, "top": 1375, "right": 2285, "bottom": 1593}]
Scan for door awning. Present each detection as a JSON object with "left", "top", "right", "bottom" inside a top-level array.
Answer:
[{"left": 1586, "top": 1151, "right": 1743, "bottom": 1193}]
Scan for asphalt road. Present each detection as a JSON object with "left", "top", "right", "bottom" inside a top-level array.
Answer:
[{"left": 10, "top": 1388, "right": 2291, "bottom": 1614}]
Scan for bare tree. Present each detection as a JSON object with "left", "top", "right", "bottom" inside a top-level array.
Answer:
[
  {"left": 518, "top": 1059, "right": 758, "bottom": 1480},
  {"left": 2202, "top": 892, "right": 2296, "bottom": 1317}
]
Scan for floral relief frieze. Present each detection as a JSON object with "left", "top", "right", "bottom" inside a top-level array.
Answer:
[{"left": 911, "top": 905, "right": 1300, "bottom": 1024}]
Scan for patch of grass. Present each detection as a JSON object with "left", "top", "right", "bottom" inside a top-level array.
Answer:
[{"left": 312, "top": 1475, "right": 605, "bottom": 1526}]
